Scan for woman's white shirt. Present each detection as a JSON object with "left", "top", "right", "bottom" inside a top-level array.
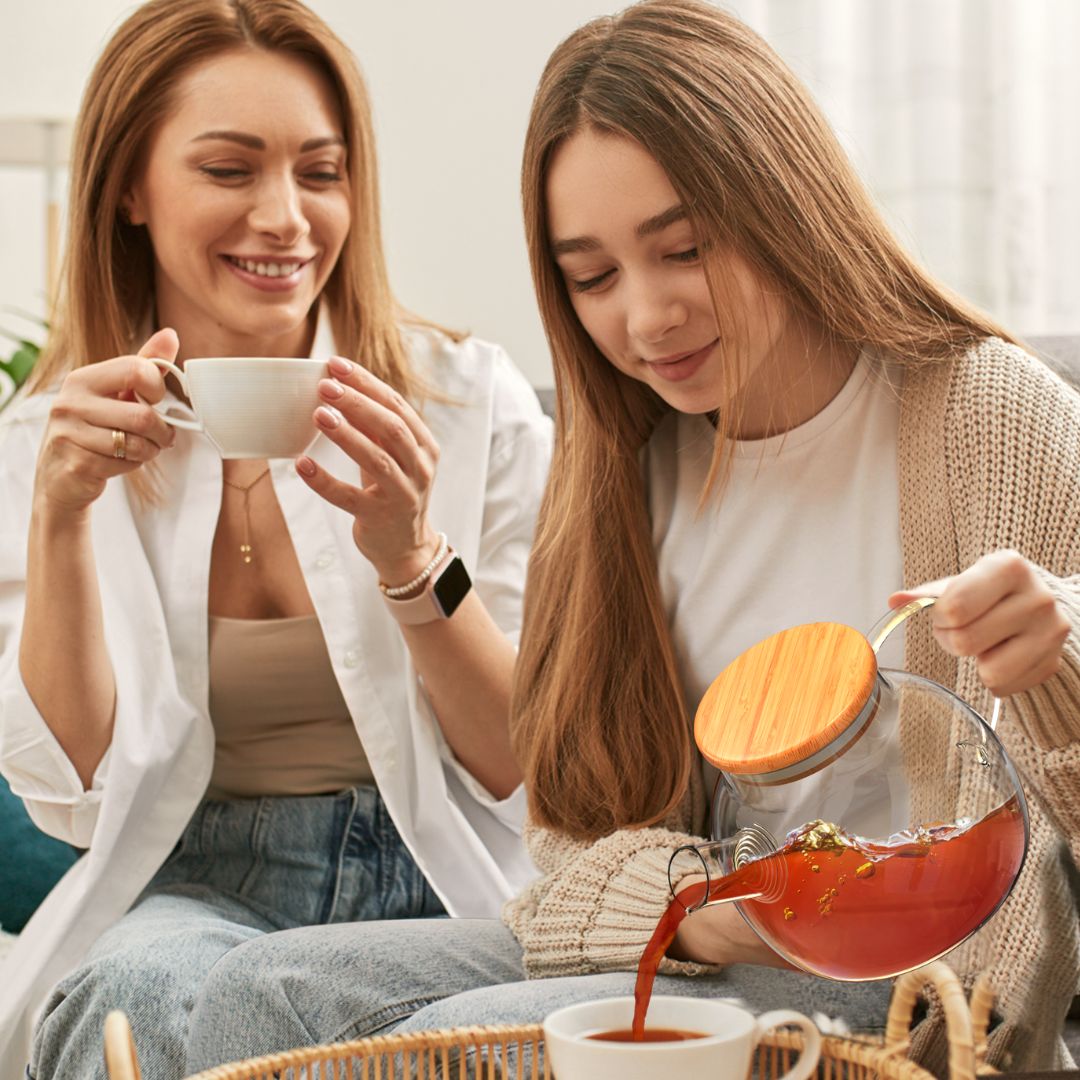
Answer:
[{"left": 0, "top": 324, "right": 552, "bottom": 1072}]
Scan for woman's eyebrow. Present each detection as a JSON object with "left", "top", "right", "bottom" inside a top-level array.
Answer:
[
  {"left": 551, "top": 204, "right": 688, "bottom": 257},
  {"left": 190, "top": 131, "right": 345, "bottom": 152}
]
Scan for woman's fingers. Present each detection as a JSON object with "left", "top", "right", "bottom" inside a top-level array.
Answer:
[
  {"left": 295, "top": 454, "right": 365, "bottom": 516},
  {"left": 313, "top": 404, "right": 417, "bottom": 499},
  {"left": 325, "top": 356, "right": 440, "bottom": 463},
  {"left": 55, "top": 393, "right": 177, "bottom": 452}
]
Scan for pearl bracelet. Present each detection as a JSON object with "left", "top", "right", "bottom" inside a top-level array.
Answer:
[{"left": 379, "top": 533, "right": 450, "bottom": 598}]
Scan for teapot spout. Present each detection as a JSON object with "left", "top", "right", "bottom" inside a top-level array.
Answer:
[{"left": 668, "top": 824, "right": 786, "bottom": 913}]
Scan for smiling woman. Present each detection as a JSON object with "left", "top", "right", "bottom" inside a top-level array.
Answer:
[
  {"left": 0, "top": 1, "right": 551, "bottom": 1078},
  {"left": 122, "top": 50, "right": 351, "bottom": 360}
]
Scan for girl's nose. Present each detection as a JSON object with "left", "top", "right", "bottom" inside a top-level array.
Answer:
[{"left": 627, "top": 284, "right": 688, "bottom": 346}]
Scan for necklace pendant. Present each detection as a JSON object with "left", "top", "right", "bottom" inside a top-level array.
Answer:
[{"left": 240, "top": 543, "right": 253, "bottom": 564}]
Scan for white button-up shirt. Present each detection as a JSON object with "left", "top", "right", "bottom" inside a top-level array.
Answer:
[{"left": 0, "top": 325, "right": 552, "bottom": 1073}]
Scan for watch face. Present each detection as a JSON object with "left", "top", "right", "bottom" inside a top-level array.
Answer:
[{"left": 432, "top": 556, "right": 472, "bottom": 618}]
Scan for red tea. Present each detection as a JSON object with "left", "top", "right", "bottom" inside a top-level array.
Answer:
[
  {"left": 588, "top": 1028, "right": 706, "bottom": 1042},
  {"left": 633, "top": 797, "right": 1024, "bottom": 1039}
]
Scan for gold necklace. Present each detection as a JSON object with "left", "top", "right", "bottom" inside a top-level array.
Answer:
[{"left": 221, "top": 465, "right": 271, "bottom": 564}]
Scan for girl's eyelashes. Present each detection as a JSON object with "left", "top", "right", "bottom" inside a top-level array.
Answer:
[
  {"left": 569, "top": 269, "right": 614, "bottom": 293},
  {"left": 566, "top": 246, "right": 700, "bottom": 293}
]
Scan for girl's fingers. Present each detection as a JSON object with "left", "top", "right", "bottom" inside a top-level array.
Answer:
[
  {"left": 930, "top": 587, "right": 1053, "bottom": 659},
  {"left": 326, "top": 356, "right": 440, "bottom": 461},
  {"left": 974, "top": 630, "right": 1066, "bottom": 698}
]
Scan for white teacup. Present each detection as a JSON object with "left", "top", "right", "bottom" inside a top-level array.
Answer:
[
  {"left": 148, "top": 356, "right": 327, "bottom": 459},
  {"left": 543, "top": 995, "right": 822, "bottom": 1080}
]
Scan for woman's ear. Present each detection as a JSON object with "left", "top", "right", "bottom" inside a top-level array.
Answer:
[{"left": 121, "top": 189, "right": 146, "bottom": 226}]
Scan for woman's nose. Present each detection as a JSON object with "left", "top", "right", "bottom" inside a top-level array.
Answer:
[{"left": 248, "top": 176, "right": 309, "bottom": 246}]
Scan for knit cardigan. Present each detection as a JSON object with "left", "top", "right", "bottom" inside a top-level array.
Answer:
[{"left": 503, "top": 340, "right": 1080, "bottom": 1072}]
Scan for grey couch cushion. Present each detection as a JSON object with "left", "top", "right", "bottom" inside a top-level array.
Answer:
[{"left": 1028, "top": 335, "right": 1080, "bottom": 390}]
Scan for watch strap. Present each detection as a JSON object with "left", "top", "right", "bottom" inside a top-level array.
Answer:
[{"left": 381, "top": 550, "right": 471, "bottom": 624}]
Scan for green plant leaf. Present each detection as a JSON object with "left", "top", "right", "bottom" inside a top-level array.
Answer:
[{"left": 0, "top": 342, "right": 40, "bottom": 386}]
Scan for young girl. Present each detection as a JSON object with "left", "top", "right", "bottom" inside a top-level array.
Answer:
[
  {"left": 0, "top": 1, "right": 550, "bottom": 1077},
  {"left": 187, "top": 1, "right": 1080, "bottom": 1072}
]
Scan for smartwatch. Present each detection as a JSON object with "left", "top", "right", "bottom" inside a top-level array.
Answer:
[{"left": 381, "top": 550, "right": 472, "bottom": 625}]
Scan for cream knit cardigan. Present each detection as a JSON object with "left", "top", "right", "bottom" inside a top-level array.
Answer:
[{"left": 503, "top": 340, "right": 1080, "bottom": 1072}]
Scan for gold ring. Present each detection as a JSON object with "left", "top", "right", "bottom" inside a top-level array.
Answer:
[{"left": 112, "top": 429, "right": 127, "bottom": 460}]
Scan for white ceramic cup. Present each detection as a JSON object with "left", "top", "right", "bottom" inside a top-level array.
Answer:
[
  {"left": 543, "top": 995, "right": 822, "bottom": 1080},
  {"left": 147, "top": 356, "right": 327, "bottom": 459}
]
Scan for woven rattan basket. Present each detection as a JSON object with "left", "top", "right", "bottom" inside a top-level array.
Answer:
[{"left": 104, "top": 960, "right": 996, "bottom": 1080}]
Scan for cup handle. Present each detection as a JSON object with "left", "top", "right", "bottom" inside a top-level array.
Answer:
[
  {"left": 754, "top": 1009, "right": 821, "bottom": 1080},
  {"left": 140, "top": 357, "right": 203, "bottom": 431}
]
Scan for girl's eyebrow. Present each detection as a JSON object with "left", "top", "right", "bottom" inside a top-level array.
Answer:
[
  {"left": 551, "top": 204, "right": 688, "bottom": 257},
  {"left": 190, "top": 130, "right": 345, "bottom": 152}
]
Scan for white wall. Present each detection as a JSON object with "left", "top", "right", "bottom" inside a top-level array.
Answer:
[
  {"left": 0, "top": 0, "right": 624, "bottom": 388},
  {"left": 2, "top": 1, "right": 1077, "bottom": 389}
]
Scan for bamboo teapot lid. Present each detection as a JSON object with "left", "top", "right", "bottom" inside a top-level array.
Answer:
[{"left": 695, "top": 622, "right": 878, "bottom": 777}]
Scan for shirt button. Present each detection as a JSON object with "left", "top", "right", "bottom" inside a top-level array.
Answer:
[
  {"left": 343, "top": 650, "right": 359, "bottom": 668},
  {"left": 315, "top": 553, "right": 334, "bottom": 570}
]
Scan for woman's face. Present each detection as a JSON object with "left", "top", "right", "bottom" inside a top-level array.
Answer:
[
  {"left": 545, "top": 129, "right": 796, "bottom": 425},
  {"left": 124, "top": 48, "right": 351, "bottom": 359}
]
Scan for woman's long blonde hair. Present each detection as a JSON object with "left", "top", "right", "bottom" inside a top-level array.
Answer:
[
  {"left": 512, "top": 0, "right": 1015, "bottom": 842},
  {"left": 30, "top": 0, "right": 441, "bottom": 399}
]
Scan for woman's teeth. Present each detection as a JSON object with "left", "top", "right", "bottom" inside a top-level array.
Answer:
[{"left": 229, "top": 257, "right": 303, "bottom": 277}]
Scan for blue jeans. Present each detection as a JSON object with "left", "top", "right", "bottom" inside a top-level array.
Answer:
[
  {"left": 29, "top": 786, "right": 443, "bottom": 1080},
  {"left": 186, "top": 918, "right": 894, "bottom": 1074}
]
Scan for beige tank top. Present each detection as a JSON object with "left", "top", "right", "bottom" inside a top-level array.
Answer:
[{"left": 206, "top": 615, "right": 374, "bottom": 798}]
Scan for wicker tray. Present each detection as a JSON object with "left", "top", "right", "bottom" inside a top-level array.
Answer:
[{"left": 104, "top": 960, "right": 996, "bottom": 1080}]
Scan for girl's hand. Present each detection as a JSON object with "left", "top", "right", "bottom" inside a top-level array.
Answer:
[
  {"left": 297, "top": 355, "right": 442, "bottom": 584},
  {"left": 890, "top": 550, "right": 1070, "bottom": 697},
  {"left": 667, "top": 875, "right": 795, "bottom": 968},
  {"left": 34, "top": 328, "right": 179, "bottom": 517}
]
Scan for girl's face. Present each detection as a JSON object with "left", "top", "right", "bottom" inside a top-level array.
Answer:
[
  {"left": 124, "top": 48, "right": 351, "bottom": 360},
  {"left": 545, "top": 129, "right": 798, "bottom": 428}
]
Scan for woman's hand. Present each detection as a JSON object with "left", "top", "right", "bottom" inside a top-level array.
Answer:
[
  {"left": 890, "top": 550, "right": 1070, "bottom": 697},
  {"left": 34, "top": 328, "right": 179, "bottom": 516},
  {"left": 297, "top": 355, "right": 442, "bottom": 584}
]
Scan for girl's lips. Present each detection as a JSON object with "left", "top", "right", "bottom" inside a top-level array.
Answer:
[
  {"left": 646, "top": 339, "right": 717, "bottom": 383},
  {"left": 221, "top": 256, "right": 311, "bottom": 293}
]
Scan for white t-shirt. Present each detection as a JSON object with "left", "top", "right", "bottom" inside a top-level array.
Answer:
[{"left": 647, "top": 353, "right": 906, "bottom": 819}]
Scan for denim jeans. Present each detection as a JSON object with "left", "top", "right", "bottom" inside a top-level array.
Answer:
[
  {"left": 186, "top": 916, "right": 894, "bottom": 1075},
  {"left": 29, "top": 786, "right": 443, "bottom": 1080}
]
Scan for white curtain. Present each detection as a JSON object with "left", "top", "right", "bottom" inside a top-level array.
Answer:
[{"left": 727, "top": 0, "right": 1080, "bottom": 335}]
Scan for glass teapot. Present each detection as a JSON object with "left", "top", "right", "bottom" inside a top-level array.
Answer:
[{"left": 668, "top": 598, "right": 1029, "bottom": 981}]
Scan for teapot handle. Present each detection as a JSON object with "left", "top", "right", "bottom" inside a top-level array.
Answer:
[
  {"left": 866, "top": 595, "right": 936, "bottom": 654},
  {"left": 866, "top": 596, "right": 1003, "bottom": 732}
]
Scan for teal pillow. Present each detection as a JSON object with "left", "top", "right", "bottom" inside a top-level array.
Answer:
[{"left": 0, "top": 774, "right": 79, "bottom": 932}]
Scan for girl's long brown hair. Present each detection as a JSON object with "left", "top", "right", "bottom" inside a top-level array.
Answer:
[
  {"left": 512, "top": 0, "right": 1015, "bottom": 842},
  {"left": 30, "top": 0, "right": 445, "bottom": 402}
]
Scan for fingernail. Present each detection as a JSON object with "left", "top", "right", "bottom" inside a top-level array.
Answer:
[
  {"left": 315, "top": 405, "right": 341, "bottom": 428},
  {"left": 328, "top": 356, "right": 352, "bottom": 376},
  {"left": 321, "top": 378, "right": 345, "bottom": 399},
  {"left": 296, "top": 455, "right": 316, "bottom": 477}
]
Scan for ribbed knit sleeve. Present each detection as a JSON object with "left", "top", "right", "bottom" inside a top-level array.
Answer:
[{"left": 502, "top": 766, "right": 722, "bottom": 979}]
